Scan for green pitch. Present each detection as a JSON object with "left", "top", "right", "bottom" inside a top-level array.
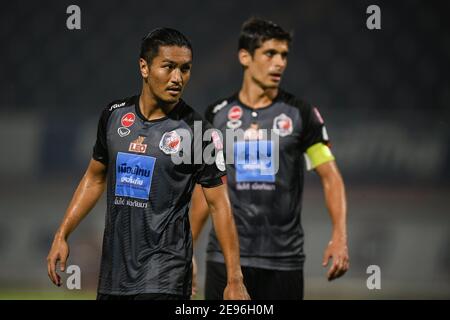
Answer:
[{"left": 0, "top": 290, "right": 97, "bottom": 300}]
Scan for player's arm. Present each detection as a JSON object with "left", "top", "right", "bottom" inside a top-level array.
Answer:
[
  {"left": 310, "top": 147, "right": 349, "bottom": 281},
  {"left": 190, "top": 184, "right": 210, "bottom": 244},
  {"left": 47, "top": 158, "right": 107, "bottom": 286},
  {"left": 202, "top": 184, "right": 250, "bottom": 300},
  {"left": 189, "top": 183, "right": 210, "bottom": 296},
  {"left": 191, "top": 103, "right": 222, "bottom": 243},
  {"left": 300, "top": 103, "right": 349, "bottom": 281}
]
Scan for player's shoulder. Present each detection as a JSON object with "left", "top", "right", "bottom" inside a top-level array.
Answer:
[
  {"left": 205, "top": 94, "right": 238, "bottom": 119},
  {"left": 277, "top": 89, "right": 313, "bottom": 113},
  {"left": 96, "top": 95, "right": 137, "bottom": 125},
  {"left": 103, "top": 95, "right": 137, "bottom": 114},
  {"left": 175, "top": 99, "right": 210, "bottom": 125},
  {"left": 278, "top": 89, "right": 328, "bottom": 127}
]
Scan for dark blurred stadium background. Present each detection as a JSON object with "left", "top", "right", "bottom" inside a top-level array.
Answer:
[{"left": 0, "top": 0, "right": 449, "bottom": 299}]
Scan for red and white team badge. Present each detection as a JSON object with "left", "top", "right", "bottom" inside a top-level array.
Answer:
[
  {"left": 228, "top": 106, "right": 243, "bottom": 121},
  {"left": 159, "top": 130, "right": 181, "bottom": 154},
  {"left": 121, "top": 113, "right": 135, "bottom": 127},
  {"left": 128, "top": 136, "right": 148, "bottom": 154},
  {"left": 273, "top": 113, "right": 293, "bottom": 137}
]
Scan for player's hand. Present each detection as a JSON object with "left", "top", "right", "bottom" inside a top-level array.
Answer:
[
  {"left": 47, "top": 236, "right": 70, "bottom": 287},
  {"left": 191, "top": 256, "right": 198, "bottom": 297},
  {"left": 223, "top": 280, "right": 250, "bottom": 300},
  {"left": 322, "top": 236, "right": 349, "bottom": 281}
]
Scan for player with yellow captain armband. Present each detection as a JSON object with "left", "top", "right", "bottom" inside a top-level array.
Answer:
[
  {"left": 190, "top": 17, "right": 349, "bottom": 300},
  {"left": 305, "top": 142, "right": 336, "bottom": 170}
]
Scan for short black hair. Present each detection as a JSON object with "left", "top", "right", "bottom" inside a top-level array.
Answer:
[
  {"left": 238, "top": 18, "right": 292, "bottom": 55},
  {"left": 140, "top": 27, "right": 193, "bottom": 65}
]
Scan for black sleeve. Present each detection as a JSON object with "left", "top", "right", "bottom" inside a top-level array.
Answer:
[
  {"left": 92, "top": 108, "right": 110, "bottom": 164},
  {"left": 204, "top": 103, "right": 216, "bottom": 124},
  {"left": 196, "top": 120, "right": 226, "bottom": 188},
  {"left": 299, "top": 103, "right": 331, "bottom": 153}
]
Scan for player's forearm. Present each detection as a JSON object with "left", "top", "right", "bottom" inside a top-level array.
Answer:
[
  {"left": 189, "top": 194, "right": 210, "bottom": 244},
  {"left": 209, "top": 202, "right": 244, "bottom": 283},
  {"left": 321, "top": 170, "right": 347, "bottom": 239},
  {"left": 55, "top": 173, "right": 106, "bottom": 241}
]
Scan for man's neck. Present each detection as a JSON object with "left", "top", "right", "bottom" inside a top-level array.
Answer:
[
  {"left": 239, "top": 77, "right": 278, "bottom": 109},
  {"left": 139, "top": 87, "right": 177, "bottom": 121}
]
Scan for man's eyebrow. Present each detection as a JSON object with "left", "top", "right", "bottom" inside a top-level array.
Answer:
[
  {"left": 262, "top": 48, "right": 289, "bottom": 54},
  {"left": 161, "top": 59, "right": 192, "bottom": 65}
]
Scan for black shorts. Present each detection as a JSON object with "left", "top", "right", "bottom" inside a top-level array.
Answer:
[
  {"left": 205, "top": 261, "right": 304, "bottom": 300},
  {"left": 96, "top": 293, "right": 190, "bottom": 300}
]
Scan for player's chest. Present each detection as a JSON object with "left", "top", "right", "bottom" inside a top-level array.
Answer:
[
  {"left": 216, "top": 105, "right": 302, "bottom": 152},
  {"left": 106, "top": 120, "right": 189, "bottom": 171}
]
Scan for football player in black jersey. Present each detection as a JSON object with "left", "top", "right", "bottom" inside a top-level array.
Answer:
[
  {"left": 47, "top": 27, "right": 249, "bottom": 300},
  {"left": 191, "top": 18, "right": 349, "bottom": 300}
]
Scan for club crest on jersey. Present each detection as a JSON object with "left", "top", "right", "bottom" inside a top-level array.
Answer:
[
  {"left": 159, "top": 130, "right": 181, "bottom": 154},
  {"left": 228, "top": 106, "right": 243, "bottom": 121},
  {"left": 121, "top": 112, "right": 135, "bottom": 127},
  {"left": 117, "top": 127, "right": 131, "bottom": 137},
  {"left": 129, "top": 136, "right": 148, "bottom": 154},
  {"left": 273, "top": 113, "right": 293, "bottom": 137}
]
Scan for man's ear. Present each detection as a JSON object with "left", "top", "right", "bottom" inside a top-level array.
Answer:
[
  {"left": 238, "top": 49, "right": 252, "bottom": 68},
  {"left": 139, "top": 58, "right": 149, "bottom": 79}
]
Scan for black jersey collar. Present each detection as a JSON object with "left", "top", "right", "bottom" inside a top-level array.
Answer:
[
  {"left": 134, "top": 95, "right": 185, "bottom": 123},
  {"left": 234, "top": 89, "right": 284, "bottom": 111}
]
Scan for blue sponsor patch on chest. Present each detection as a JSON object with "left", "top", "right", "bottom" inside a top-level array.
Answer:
[
  {"left": 115, "top": 152, "right": 156, "bottom": 200},
  {"left": 235, "top": 140, "right": 275, "bottom": 182}
]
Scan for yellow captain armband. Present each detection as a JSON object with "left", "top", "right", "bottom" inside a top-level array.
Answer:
[{"left": 304, "top": 142, "right": 335, "bottom": 171}]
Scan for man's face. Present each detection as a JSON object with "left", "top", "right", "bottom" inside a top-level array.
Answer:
[
  {"left": 241, "top": 39, "right": 289, "bottom": 89},
  {"left": 140, "top": 45, "right": 192, "bottom": 104}
]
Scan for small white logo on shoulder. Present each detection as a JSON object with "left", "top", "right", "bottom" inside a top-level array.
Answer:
[
  {"left": 109, "top": 102, "right": 126, "bottom": 111},
  {"left": 212, "top": 100, "right": 228, "bottom": 114}
]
